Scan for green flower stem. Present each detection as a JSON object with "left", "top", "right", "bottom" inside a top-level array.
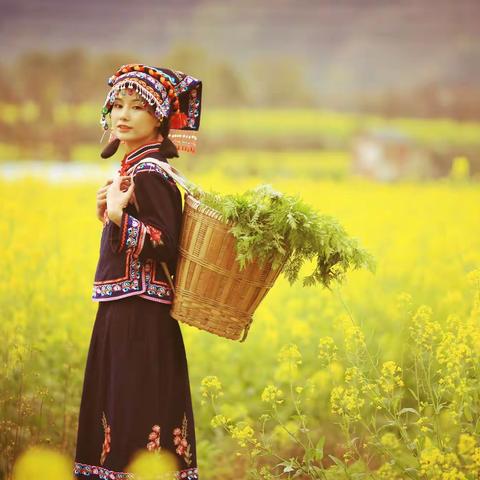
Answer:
[
  {"left": 335, "top": 288, "right": 383, "bottom": 379},
  {"left": 209, "top": 395, "right": 299, "bottom": 477},
  {"left": 360, "top": 421, "right": 417, "bottom": 479},
  {"left": 271, "top": 403, "right": 309, "bottom": 454},
  {"left": 288, "top": 365, "right": 315, "bottom": 451}
]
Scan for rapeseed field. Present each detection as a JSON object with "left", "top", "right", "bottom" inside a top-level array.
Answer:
[{"left": 1, "top": 162, "right": 479, "bottom": 479}]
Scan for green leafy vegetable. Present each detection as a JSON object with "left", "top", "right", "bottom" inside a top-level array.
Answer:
[{"left": 184, "top": 181, "right": 376, "bottom": 289}]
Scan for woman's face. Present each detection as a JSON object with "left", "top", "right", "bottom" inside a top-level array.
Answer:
[{"left": 110, "top": 89, "right": 161, "bottom": 144}]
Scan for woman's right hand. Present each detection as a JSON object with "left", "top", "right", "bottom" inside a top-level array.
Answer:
[{"left": 96, "top": 178, "right": 113, "bottom": 222}]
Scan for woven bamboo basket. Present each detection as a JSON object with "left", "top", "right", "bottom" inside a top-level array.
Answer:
[
  {"left": 135, "top": 158, "right": 288, "bottom": 342},
  {"left": 171, "top": 194, "right": 287, "bottom": 341}
]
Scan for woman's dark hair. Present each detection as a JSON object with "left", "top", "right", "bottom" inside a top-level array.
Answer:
[{"left": 157, "top": 116, "right": 179, "bottom": 159}]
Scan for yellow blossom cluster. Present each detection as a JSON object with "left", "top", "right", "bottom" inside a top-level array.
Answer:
[
  {"left": 229, "top": 424, "right": 258, "bottom": 448},
  {"left": 274, "top": 343, "right": 303, "bottom": 382},
  {"left": 210, "top": 414, "right": 229, "bottom": 428},
  {"left": 409, "top": 305, "right": 442, "bottom": 353},
  {"left": 419, "top": 447, "right": 465, "bottom": 479},
  {"left": 339, "top": 316, "right": 367, "bottom": 356},
  {"left": 318, "top": 336, "right": 338, "bottom": 367},
  {"left": 377, "top": 361, "right": 404, "bottom": 395},
  {"left": 330, "top": 385, "right": 365, "bottom": 422},
  {"left": 200, "top": 376, "right": 223, "bottom": 400},
  {"left": 261, "top": 385, "right": 284, "bottom": 405},
  {"left": 380, "top": 432, "right": 400, "bottom": 451},
  {"left": 456, "top": 434, "right": 480, "bottom": 473}
]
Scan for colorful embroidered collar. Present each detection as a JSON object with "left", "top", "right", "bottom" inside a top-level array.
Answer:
[{"left": 118, "top": 141, "right": 166, "bottom": 176}]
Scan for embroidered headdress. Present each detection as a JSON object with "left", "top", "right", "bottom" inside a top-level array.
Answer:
[{"left": 100, "top": 64, "right": 202, "bottom": 157}]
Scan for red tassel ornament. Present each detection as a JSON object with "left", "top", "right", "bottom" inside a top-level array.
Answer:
[{"left": 169, "top": 111, "right": 188, "bottom": 129}]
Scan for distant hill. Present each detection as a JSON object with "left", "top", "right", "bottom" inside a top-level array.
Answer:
[{"left": 2, "top": 0, "right": 479, "bottom": 96}]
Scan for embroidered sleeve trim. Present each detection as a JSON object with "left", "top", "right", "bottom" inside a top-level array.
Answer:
[{"left": 116, "top": 213, "right": 145, "bottom": 256}]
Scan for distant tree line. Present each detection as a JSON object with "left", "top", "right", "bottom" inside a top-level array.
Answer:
[
  {"left": 0, "top": 45, "right": 479, "bottom": 161},
  {"left": 1, "top": 45, "right": 479, "bottom": 119}
]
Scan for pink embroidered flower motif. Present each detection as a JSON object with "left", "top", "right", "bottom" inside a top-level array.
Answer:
[
  {"left": 172, "top": 413, "right": 192, "bottom": 466},
  {"left": 145, "top": 225, "right": 163, "bottom": 248},
  {"left": 146, "top": 424, "right": 161, "bottom": 452},
  {"left": 100, "top": 411, "right": 111, "bottom": 466}
]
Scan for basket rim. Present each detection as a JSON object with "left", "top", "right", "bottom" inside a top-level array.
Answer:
[
  {"left": 184, "top": 192, "right": 236, "bottom": 226},
  {"left": 183, "top": 192, "right": 291, "bottom": 271}
]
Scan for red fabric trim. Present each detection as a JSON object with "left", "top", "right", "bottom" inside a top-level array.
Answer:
[
  {"left": 117, "top": 211, "right": 129, "bottom": 253},
  {"left": 119, "top": 148, "right": 162, "bottom": 176}
]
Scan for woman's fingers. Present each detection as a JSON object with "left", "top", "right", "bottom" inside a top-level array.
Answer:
[
  {"left": 123, "top": 177, "right": 135, "bottom": 197},
  {"left": 119, "top": 175, "right": 133, "bottom": 192}
]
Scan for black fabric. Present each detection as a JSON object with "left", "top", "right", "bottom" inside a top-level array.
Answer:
[
  {"left": 93, "top": 152, "right": 182, "bottom": 301},
  {"left": 77, "top": 146, "right": 198, "bottom": 478},
  {"left": 133, "top": 168, "right": 181, "bottom": 270},
  {"left": 74, "top": 296, "right": 198, "bottom": 477}
]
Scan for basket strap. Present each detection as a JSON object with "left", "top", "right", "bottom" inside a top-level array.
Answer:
[
  {"left": 160, "top": 262, "right": 176, "bottom": 295},
  {"left": 132, "top": 158, "right": 193, "bottom": 196},
  {"left": 129, "top": 157, "right": 184, "bottom": 297}
]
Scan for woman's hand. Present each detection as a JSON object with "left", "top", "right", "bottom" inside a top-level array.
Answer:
[
  {"left": 106, "top": 175, "right": 135, "bottom": 226},
  {"left": 96, "top": 178, "right": 113, "bottom": 222}
]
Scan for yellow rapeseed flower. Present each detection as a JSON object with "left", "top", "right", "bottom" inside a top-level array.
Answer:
[
  {"left": 318, "top": 336, "right": 338, "bottom": 367},
  {"left": 261, "top": 385, "right": 284, "bottom": 404},
  {"left": 409, "top": 305, "right": 442, "bottom": 352},
  {"left": 200, "top": 376, "right": 224, "bottom": 400},
  {"left": 330, "top": 385, "right": 364, "bottom": 422},
  {"left": 377, "top": 361, "right": 404, "bottom": 395},
  {"left": 277, "top": 343, "right": 302, "bottom": 365},
  {"left": 457, "top": 433, "right": 476, "bottom": 457},
  {"left": 419, "top": 447, "right": 465, "bottom": 479},
  {"left": 380, "top": 432, "right": 400, "bottom": 451},
  {"left": 230, "top": 424, "right": 258, "bottom": 448}
]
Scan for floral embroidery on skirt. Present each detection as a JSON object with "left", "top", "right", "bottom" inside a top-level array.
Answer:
[
  {"left": 74, "top": 296, "right": 198, "bottom": 477},
  {"left": 100, "top": 411, "right": 111, "bottom": 466},
  {"left": 147, "top": 424, "right": 162, "bottom": 452},
  {"left": 173, "top": 413, "right": 192, "bottom": 466}
]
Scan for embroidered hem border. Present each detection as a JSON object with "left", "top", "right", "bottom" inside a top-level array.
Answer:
[
  {"left": 74, "top": 462, "right": 198, "bottom": 480},
  {"left": 92, "top": 255, "right": 173, "bottom": 303}
]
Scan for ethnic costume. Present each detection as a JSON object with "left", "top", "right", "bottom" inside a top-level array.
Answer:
[{"left": 74, "top": 65, "right": 202, "bottom": 480}]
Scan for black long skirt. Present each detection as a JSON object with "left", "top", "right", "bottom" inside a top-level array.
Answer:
[{"left": 73, "top": 295, "right": 199, "bottom": 480}]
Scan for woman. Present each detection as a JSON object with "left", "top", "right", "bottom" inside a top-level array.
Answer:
[{"left": 74, "top": 64, "right": 202, "bottom": 480}]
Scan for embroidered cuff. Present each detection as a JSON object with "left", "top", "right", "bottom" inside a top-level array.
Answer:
[{"left": 111, "top": 212, "right": 147, "bottom": 256}]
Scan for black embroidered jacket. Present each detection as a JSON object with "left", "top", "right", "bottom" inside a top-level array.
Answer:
[{"left": 92, "top": 141, "right": 182, "bottom": 304}]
